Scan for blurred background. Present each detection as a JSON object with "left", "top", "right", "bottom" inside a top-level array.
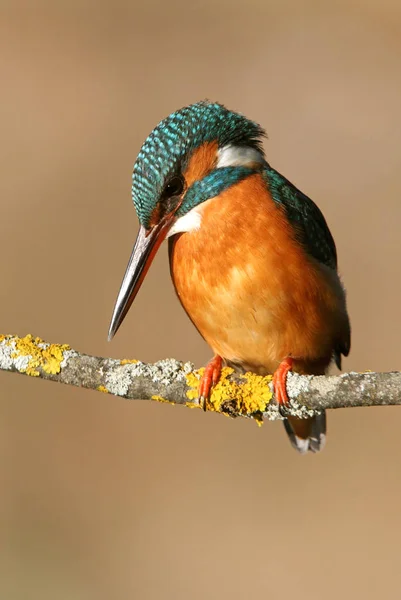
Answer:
[{"left": 1, "top": 1, "right": 401, "bottom": 598}]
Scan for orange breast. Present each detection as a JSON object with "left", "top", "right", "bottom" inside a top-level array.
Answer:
[{"left": 169, "top": 173, "right": 348, "bottom": 375}]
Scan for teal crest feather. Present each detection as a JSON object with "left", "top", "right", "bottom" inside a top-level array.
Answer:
[{"left": 132, "top": 101, "right": 265, "bottom": 227}]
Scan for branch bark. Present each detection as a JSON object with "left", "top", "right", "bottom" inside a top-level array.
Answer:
[{"left": 0, "top": 334, "right": 400, "bottom": 422}]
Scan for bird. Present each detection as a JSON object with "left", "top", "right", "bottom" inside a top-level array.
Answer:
[{"left": 108, "top": 100, "right": 351, "bottom": 454}]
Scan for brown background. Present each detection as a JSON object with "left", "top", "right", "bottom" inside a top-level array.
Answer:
[{"left": 1, "top": 2, "right": 401, "bottom": 599}]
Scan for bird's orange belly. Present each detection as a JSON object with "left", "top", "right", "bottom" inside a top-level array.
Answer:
[{"left": 169, "top": 234, "right": 340, "bottom": 375}]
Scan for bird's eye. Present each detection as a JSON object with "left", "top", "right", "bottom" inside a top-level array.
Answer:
[{"left": 164, "top": 176, "right": 184, "bottom": 197}]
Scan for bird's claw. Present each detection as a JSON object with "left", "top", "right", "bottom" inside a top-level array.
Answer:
[
  {"left": 198, "top": 394, "right": 207, "bottom": 411},
  {"left": 273, "top": 357, "right": 294, "bottom": 417},
  {"left": 278, "top": 402, "right": 291, "bottom": 418},
  {"left": 198, "top": 355, "right": 223, "bottom": 411}
]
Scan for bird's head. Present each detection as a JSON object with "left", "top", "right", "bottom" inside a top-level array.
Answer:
[{"left": 108, "top": 101, "right": 266, "bottom": 340}]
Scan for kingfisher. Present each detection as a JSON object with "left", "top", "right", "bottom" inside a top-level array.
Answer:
[{"left": 108, "top": 101, "right": 351, "bottom": 454}]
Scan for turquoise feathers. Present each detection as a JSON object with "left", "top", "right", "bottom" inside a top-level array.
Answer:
[
  {"left": 264, "top": 166, "right": 338, "bottom": 270},
  {"left": 132, "top": 101, "right": 265, "bottom": 228}
]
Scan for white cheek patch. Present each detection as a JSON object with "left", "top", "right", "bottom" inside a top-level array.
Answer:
[
  {"left": 167, "top": 206, "right": 202, "bottom": 237},
  {"left": 217, "top": 144, "right": 265, "bottom": 168}
]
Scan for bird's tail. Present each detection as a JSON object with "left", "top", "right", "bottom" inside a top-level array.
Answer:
[{"left": 283, "top": 412, "right": 326, "bottom": 454}]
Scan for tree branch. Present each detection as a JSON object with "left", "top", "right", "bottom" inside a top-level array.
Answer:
[{"left": 0, "top": 334, "right": 399, "bottom": 422}]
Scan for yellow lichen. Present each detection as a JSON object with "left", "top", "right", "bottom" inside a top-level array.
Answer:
[
  {"left": 186, "top": 366, "right": 273, "bottom": 422},
  {"left": 201, "top": 367, "right": 235, "bottom": 412},
  {"left": 97, "top": 385, "right": 109, "bottom": 393},
  {"left": 152, "top": 395, "right": 175, "bottom": 405},
  {"left": 121, "top": 358, "right": 139, "bottom": 365},
  {"left": 236, "top": 372, "right": 273, "bottom": 414},
  {"left": 185, "top": 401, "right": 202, "bottom": 410},
  {"left": 41, "top": 344, "right": 68, "bottom": 374},
  {"left": 10, "top": 334, "right": 70, "bottom": 376},
  {"left": 185, "top": 369, "right": 203, "bottom": 400}
]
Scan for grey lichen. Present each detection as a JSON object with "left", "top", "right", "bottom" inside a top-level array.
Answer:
[
  {"left": 128, "top": 359, "right": 194, "bottom": 385},
  {"left": 104, "top": 358, "right": 194, "bottom": 397},
  {"left": 13, "top": 354, "right": 32, "bottom": 372},
  {"left": 0, "top": 337, "right": 31, "bottom": 372},
  {"left": 106, "top": 364, "right": 136, "bottom": 396},
  {"left": 284, "top": 399, "right": 316, "bottom": 419},
  {"left": 262, "top": 402, "right": 283, "bottom": 421},
  {"left": 286, "top": 372, "right": 312, "bottom": 398},
  {"left": 0, "top": 339, "right": 13, "bottom": 370},
  {"left": 60, "top": 349, "right": 78, "bottom": 368}
]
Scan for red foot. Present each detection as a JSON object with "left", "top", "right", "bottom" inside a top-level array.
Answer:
[
  {"left": 199, "top": 355, "right": 223, "bottom": 411},
  {"left": 273, "top": 357, "right": 293, "bottom": 409}
]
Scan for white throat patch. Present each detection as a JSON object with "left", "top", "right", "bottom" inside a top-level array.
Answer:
[
  {"left": 167, "top": 206, "right": 202, "bottom": 237},
  {"left": 217, "top": 144, "right": 265, "bottom": 169}
]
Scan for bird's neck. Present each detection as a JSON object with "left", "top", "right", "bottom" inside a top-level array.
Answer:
[{"left": 169, "top": 171, "right": 317, "bottom": 281}]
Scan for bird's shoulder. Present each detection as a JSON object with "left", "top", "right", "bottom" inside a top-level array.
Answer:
[{"left": 262, "top": 165, "right": 338, "bottom": 271}]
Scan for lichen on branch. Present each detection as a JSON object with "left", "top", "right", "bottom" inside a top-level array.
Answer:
[{"left": 1, "top": 334, "right": 400, "bottom": 423}]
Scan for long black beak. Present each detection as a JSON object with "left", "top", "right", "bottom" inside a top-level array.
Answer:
[{"left": 108, "top": 218, "right": 173, "bottom": 341}]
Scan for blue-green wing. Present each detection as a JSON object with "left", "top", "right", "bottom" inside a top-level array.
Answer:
[
  {"left": 264, "top": 166, "right": 337, "bottom": 271},
  {"left": 264, "top": 165, "right": 350, "bottom": 364}
]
